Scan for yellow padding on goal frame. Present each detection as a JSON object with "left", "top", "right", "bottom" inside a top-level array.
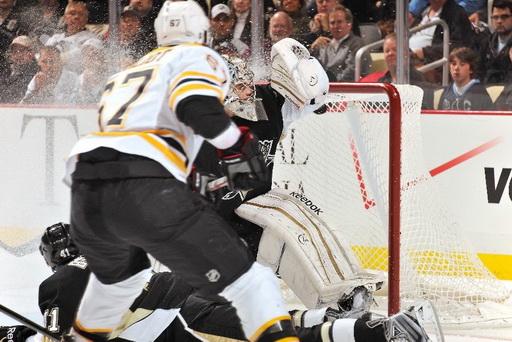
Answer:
[{"left": 352, "top": 246, "right": 512, "bottom": 280}]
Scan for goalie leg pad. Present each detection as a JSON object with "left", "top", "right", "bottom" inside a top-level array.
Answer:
[{"left": 235, "top": 188, "right": 385, "bottom": 309}]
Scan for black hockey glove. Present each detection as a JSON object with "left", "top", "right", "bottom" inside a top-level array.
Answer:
[
  {"left": 0, "top": 325, "right": 36, "bottom": 341},
  {"left": 188, "top": 166, "right": 229, "bottom": 204},
  {"left": 217, "top": 127, "right": 269, "bottom": 191}
]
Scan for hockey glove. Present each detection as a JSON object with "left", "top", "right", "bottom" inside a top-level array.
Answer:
[
  {"left": 217, "top": 127, "right": 269, "bottom": 191},
  {"left": 0, "top": 325, "right": 36, "bottom": 341},
  {"left": 188, "top": 166, "right": 229, "bottom": 204}
]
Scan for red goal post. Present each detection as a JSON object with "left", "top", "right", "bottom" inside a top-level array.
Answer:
[{"left": 327, "top": 82, "right": 403, "bottom": 316}]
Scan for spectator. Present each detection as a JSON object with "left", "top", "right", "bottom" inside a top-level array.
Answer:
[
  {"left": 358, "top": 32, "right": 435, "bottom": 109},
  {"left": 439, "top": 47, "right": 493, "bottom": 110},
  {"left": 0, "top": 35, "right": 39, "bottom": 103},
  {"left": 479, "top": 0, "right": 512, "bottom": 84},
  {"left": 75, "top": 38, "right": 108, "bottom": 105},
  {"left": 117, "top": 7, "right": 156, "bottom": 67},
  {"left": 495, "top": 49, "right": 512, "bottom": 109},
  {"left": 269, "top": 11, "right": 294, "bottom": 44},
  {"left": 311, "top": 5, "right": 371, "bottom": 81},
  {"left": 230, "top": 0, "right": 252, "bottom": 55},
  {"left": 24, "top": 0, "right": 66, "bottom": 45},
  {"left": 409, "top": 0, "right": 476, "bottom": 84},
  {"left": 126, "top": 0, "right": 160, "bottom": 44},
  {"left": 210, "top": 3, "right": 239, "bottom": 57},
  {"left": 297, "top": 0, "right": 341, "bottom": 49},
  {"left": 343, "top": 0, "right": 382, "bottom": 23},
  {"left": 279, "top": 0, "right": 310, "bottom": 36},
  {"left": 409, "top": 0, "right": 487, "bottom": 19},
  {"left": 21, "top": 45, "right": 78, "bottom": 105},
  {"left": 0, "top": 0, "right": 32, "bottom": 77},
  {"left": 45, "top": 1, "right": 98, "bottom": 74}
]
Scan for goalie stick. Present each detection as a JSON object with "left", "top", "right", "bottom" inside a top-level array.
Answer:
[
  {"left": 0, "top": 304, "right": 60, "bottom": 341},
  {"left": 413, "top": 300, "right": 445, "bottom": 342}
]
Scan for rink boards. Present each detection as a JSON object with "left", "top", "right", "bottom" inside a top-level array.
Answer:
[{"left": 0, "top": 105, "right": 511, "bottom": 281}]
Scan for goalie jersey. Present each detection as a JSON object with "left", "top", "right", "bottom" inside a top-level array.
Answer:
[{"left": 64, "top": 44, "right": 236, "bottom": 185}]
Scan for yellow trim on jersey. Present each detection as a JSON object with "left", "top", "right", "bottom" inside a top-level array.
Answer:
[
  {"left": 169, "top": 83, "right": 224, "bottom": 109},
  {"left": 143, "top": 129, "right": 187, "bottom": 148},
  {"left": 169, "top": 71, "right": 223, "bottom": 93},
  {"left": 249, "top": 316, "right": 294, "bottom": 342},
  {"left": 91, "top": 132, "right": 187, "bottom": 173},
  {"left": 74, "top": 319, "right": 112, "bottom": 334}
]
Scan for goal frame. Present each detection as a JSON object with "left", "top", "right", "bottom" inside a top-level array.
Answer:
[{"left": 329, "top": 82, "right": 402, "bottom": 316}]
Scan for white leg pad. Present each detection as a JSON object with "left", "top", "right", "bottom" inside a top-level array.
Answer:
[
  {"left": 331, "top": 318, "right": 357, "bottom": 342},
  {"left": 235, "top": 188, "right": 385, "bottom": 309},
  {"left": 76, "top": 268, "right": 152, "bottom": 331},
  {"left": 220, "top": 262, "right": 291, "bottom": 341}
]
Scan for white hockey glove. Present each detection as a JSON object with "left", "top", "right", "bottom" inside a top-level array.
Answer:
[{"left": 271, "top": 38, "right": 329, "bottom": 110}]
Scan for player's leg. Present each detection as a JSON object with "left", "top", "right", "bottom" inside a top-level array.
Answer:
[
  {"left": 69, "top": 178, "right": 153, "bottom": 341},
  {"left": 133, "top": 178, "right": 297, "bottom": 341},
  {"left": 293, "top": 305, "right": 436, "bottom": 342}
]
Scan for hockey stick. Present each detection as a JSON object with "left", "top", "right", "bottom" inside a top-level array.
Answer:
[
  {"left": 0, "top": 304, "right": 60, "bottom": 341},
  {"left": 206, "top": 176, "right": 228, "bottom": 192}
]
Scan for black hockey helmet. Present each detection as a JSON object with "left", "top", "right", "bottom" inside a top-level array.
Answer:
[{"left": 39, "top": 222, "right": 80, "bottom": 272}]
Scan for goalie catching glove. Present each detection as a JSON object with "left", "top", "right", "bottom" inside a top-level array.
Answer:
[
  {"left": 217, "top": 126, "right": 269, "bottom": 191},
  {"left": 271, "top": 38, "right": 329, "bottom": 110}
]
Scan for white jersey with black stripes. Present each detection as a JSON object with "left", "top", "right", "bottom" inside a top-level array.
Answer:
[{"left": 64, "top": 44, "right": 238, "bottom": 185}]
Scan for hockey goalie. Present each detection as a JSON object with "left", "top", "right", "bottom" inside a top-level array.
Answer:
[{"left": 191, "top": 37, "right": 386, "bottom": 318}]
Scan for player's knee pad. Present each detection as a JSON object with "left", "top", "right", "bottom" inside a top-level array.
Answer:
[
  {"left": 220, "top": 262, "right": 294, "bottom": 340},
  {"left": 76, "top": 269, "right": 152, "bottom": 332},
  {"left": 235, "top": 188, "right": 385, "bottom": 309}
]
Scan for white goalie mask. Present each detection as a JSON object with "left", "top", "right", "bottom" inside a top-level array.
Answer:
[
  {"left": 223, "top": 55, "right": 267, "bottom": 121},
  {"left": 154, "top": 0, "right": 210, "bottom": 47}
]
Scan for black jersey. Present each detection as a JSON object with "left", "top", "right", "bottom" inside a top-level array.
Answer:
[
  {"left": 194, "top": 84, "right": 285, "bottom": 215},
  {"left": 38, "top": 256, "right": 90, "bottom": 336}
]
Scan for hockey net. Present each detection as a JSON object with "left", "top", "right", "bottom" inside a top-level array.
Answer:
[{"left": 272, "top": 83, "right": 512, "bottom": 326}]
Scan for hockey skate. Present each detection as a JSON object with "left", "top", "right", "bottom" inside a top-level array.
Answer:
[{"left": 370, "top": 300, "right": 444, "bottom": 342}]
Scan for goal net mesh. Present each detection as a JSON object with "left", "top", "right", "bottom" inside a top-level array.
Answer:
[{"left": 272, "top": 84, "right": 512, "bottom": 325}]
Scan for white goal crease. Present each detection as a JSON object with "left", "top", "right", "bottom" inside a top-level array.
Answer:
[{"left": 272, "top": 84, "right": 512, "bottom": 328}]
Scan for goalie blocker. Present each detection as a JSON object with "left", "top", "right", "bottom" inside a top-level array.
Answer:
[{"left": 235, "top": 188, "right": 385, "bottom": 310}]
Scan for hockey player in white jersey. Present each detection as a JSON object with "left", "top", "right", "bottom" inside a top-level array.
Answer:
[{"left": 62, "top": 1, "right": 299, "bottom": 341}]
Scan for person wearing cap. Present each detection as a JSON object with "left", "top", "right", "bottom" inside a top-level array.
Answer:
[
  {"left": 210, "top": 3, "right": 238, "bottom": 57},
  {"left": 75, "top": 38, "right": 108, "bottom": 105},
  {"left": 127, "top": 0, "right": 161, "bottom": 44},
  {"left": 0, "top": 35, "right": 39, "bottom": 103},
  {"left": 102, "top": 7, "right": 157, "bottom": 71},
  {"left": 119, "top": 7, "right": 156, "bottom": 65},
  {"left": 44, "top": 1, "right": 98, "bottom": 74}
]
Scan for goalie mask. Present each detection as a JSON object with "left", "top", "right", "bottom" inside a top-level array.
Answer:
[
  {"left": 223, "top": 55, "right": 267, "bottom": 121},
  {"left": 39, "top": 222, "right": 80, "bottom": 272},
  {"left": 154, "top": 0, "right": 210, "bottom": 47}
]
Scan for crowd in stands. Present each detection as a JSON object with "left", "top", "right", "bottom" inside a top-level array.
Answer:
[{"left": 1, "top": 0, "right": 512, "bottom": 111}]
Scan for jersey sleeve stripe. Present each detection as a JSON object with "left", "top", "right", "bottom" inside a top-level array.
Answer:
[
  {"left": 169, "top": 71, "right": 222, "bottom": 93},
  {"left": 91, "top": 132, "right": 187, "bottom": 173},
  {"left": 175, "top": 77, "right": 218, "bottom": 88},
  {"left": 169, "top": 83, "right": 224, "bottom": 109},
  {"left": 142, "top": 129, "right": 187, "bottom": 149}
]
